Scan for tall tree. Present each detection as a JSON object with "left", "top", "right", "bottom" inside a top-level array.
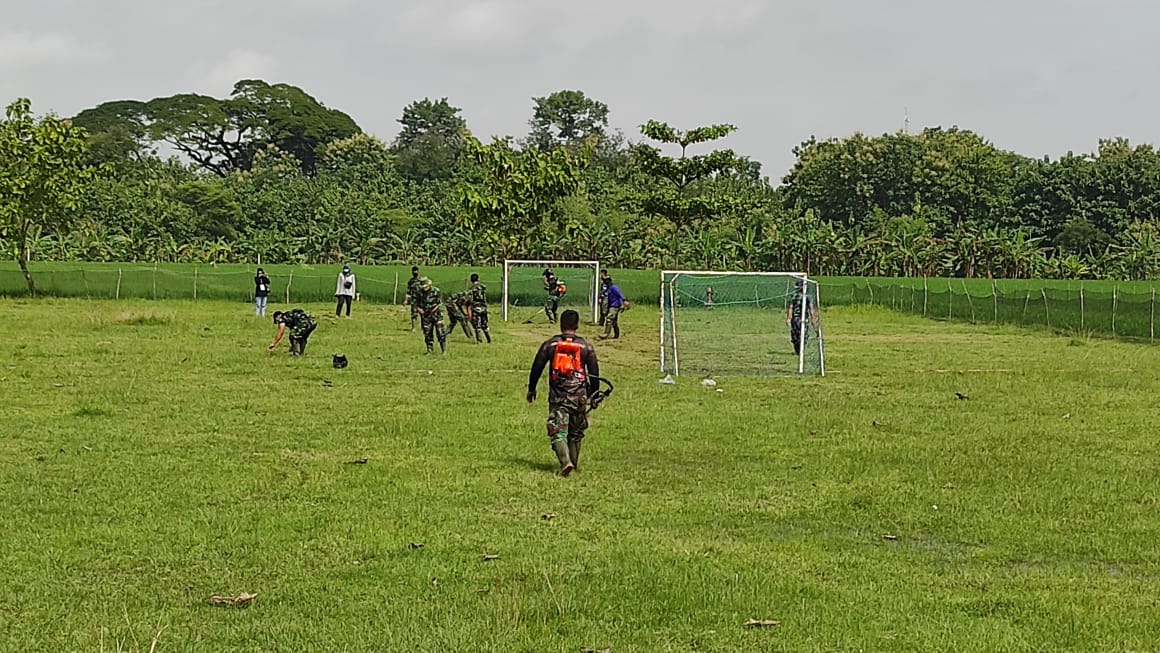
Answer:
[
  {"left": 72, "top": 80, "right": 360, "bottom": 176},
  {"left": 528, "top": 90, "right": 609, "bottom": 151},
  {"left": 458, "top": 132, "right": 593, "bottom": 257},
  {"left": 0, "top": 98, "right": 95, "bottom": 293},
  {"left": 633, "top": 120, "right": 748, "bottom": 263},
  {"left": 391, "top": 98, "right": 467, "bottom": 182}
]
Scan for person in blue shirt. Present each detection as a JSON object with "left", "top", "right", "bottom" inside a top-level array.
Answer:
[{"left": 599, "top": 280, "right": 627, "bottom": 340}]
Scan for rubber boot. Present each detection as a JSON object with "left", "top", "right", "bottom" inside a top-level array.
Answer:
[
  {"left": 484, "top": 330, "right": 491, "bottom": 344},
  {"left": 568, "top": 440, "right": 581, "bottom": 472},
  {"left": 551, "top": 440, "right": 574, "bottom": 476}
]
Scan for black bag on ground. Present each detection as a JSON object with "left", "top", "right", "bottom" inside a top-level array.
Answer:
[{"left": 332, "top": 354, "right": 348, "bottom": 369}]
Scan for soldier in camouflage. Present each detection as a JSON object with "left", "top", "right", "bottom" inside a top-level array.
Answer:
[
  {"left": 527, "top": 310, "right": 600, "bottom": 476},
  {"left": 268, "top": 308, "right": 317, "bottom": 356},
  {"left": 468, "top": 273, "right": 492, "bottom": 344},
  {"left": 415, "top": 276, "right": 448, "bottom": 354},
  {"left": 446, "top": 291, "right": 473, "bottom": 338},
  {"left": 785, "top": 278, "right": 818, "bottom": 356},
  {"left": 543, "top": 268, "right": 564, "bottom": 324},
  {"left": 403, "top": 266, "right": 422, "bottom": 331}
]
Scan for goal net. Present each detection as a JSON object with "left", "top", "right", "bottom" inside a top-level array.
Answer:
[
  {"left": 660, "top": 271, "right": 825, "bottom": 377},
  {"left": 502, "top": 259, "right": 600, "bottom": 322}
]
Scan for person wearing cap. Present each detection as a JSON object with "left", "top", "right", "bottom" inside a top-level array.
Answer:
[
  {"left": 335, "top": 264, "right": 356, "bottom": 318},
  {"left": 254, "top": 267, "right": 271, "bottom": 317},
  {"left": 415, "top": 276, "right": 447, "bottom": 354},
  {"left": 468, "top": 272, "right": 492, "bottom": 344},
  {"left": 542, "top": 268, "right": 564, "bottom": 324}
]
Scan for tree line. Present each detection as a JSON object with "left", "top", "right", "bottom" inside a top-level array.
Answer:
[{"left": 4, "top": 79, "right": 1160, "bottom": 294}]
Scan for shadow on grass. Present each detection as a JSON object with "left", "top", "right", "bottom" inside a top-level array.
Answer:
[{"left": 507, "top": 457, "right": 557, "bottom": 473}]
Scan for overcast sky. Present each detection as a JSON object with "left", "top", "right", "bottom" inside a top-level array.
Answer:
[{"left": 2, "top": 0, "right": 1157, "bottom": 178}]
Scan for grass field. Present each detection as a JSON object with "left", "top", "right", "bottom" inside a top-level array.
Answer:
[{"left": 3, "top": 298, "right": 1160, "bottom": 651}]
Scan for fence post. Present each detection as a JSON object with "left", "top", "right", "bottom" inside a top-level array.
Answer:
[
  {"left": 286, "top": 270, "right": 293, "bottom": 304},
  {"left": 991, "top": 280, "right": 998, "bottom": 323},
  {"left": 947, "top": 279, "right": 953, "bottom": 320},
  {"left": 867, "top": 282, "right": 874, "bottom": 305},
  {"left": 193, "top": 267, "right": 198, "bottom": 300},
  {"left": 152, "top": 261, "right": 158, "bottom": 300},
  {"left": 962, "top": 279, "right": 975, "bottom": 323},
  {"left": 1112, "top": 285, "right": 1118, "bottom": 336},
  {"left": 393, "top": 271, "right": 399, "bottom": 305},
  {"left": 82, "top": 270, "right": 89, "bottom": 298},
  {"left": 1080, "top": 284, "right": 1085, "bottom": 331},
  {"left": 1021, "top": 289, "right": 1031, "bottom": 326},
  {"left": 923, "top": 277, "right": 928, "bottom": 316},
  {"left": 1151, "top": 288, "right": 1155, "bottom": 344},
  {"left": 116, "top": 268, "right": 122, "bottom": 300},
  {"left": 1041, "top": 289, "right": 1050, "bottom": 329}
]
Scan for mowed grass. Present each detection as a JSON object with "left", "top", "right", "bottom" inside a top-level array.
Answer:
[{"left": 1, "top": 299, "right": 1159, "bottom": 652}]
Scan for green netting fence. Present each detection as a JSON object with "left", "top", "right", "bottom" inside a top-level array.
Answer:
[{"left": 825, "top": 278, "right": 1158, "bottom": 342}]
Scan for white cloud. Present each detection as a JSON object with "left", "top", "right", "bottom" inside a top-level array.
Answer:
[
  {"left": 0, "top": 31, "right": 106, "bottom": 68},
  {"left": 190, "top": 50, "right": 278, "bottom": 96}
]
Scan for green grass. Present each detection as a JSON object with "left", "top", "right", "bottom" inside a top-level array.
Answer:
[{"left": 2, "top": 298, "right": 1160, "bottom": 651}]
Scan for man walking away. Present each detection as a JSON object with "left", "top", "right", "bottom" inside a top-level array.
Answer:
[
  {"left": 469, "top": 273, "right": 492, "bottom": 344},
  {"left": 404, "top": 266, "right": 422, "bottom": 331},
  {"left": 599, "top": 280, "right": 626, "bottom": 340},
  {"left": 269, "top": 309, "right": 317, "bottom": 356},
  {"left": 527, "top": 310, "right": 599, "bottom": 476},
  {"left": 254, "top": 268, "right": 271, "bottom": 317}
]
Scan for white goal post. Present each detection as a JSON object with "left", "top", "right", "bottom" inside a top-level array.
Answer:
[
  {"left": 660, "top": 270, "right": 826, "bottom": 377},
  {"left": 501, "top": 259, "right": 600, "bottom": 321}
]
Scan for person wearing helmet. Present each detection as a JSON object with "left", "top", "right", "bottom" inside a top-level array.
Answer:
[
  {"left": 468, "top": 273, "right": 492, "bottom": 344},
  {"left": 786, "top": 278, "right": 818, "bottom": 356},
  {"left": 543, "top": 269, "right": 564, "bottom": 324},
  {"left": 415, "top": 276, "right": 448, "bottom": 354}
]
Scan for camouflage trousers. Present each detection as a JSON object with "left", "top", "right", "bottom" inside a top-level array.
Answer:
[
  {"left": 545, "top": 296, "right": 560, "bottom": 323},
  {"left": 471, "top": 306, "right": 491, "bottom": 342},
  {"left": 547, "top": 395, "right": 589, "bottom": 444},
  {"left": 422, "top": 311, "right": 447, "bottom": 352},
  {"left": 790, "top": 318, "right": 809, "bottom": 356},
  {"left": 447, "top": 311, "right": 472, "bottom": 337}
]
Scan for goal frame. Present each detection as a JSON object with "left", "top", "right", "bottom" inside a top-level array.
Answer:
[
  {"left": 659, "top": 270, "right": 825, "bottom": 377},
  {"left": 502, "top": 259, "right": 600, "bottom": 322}
]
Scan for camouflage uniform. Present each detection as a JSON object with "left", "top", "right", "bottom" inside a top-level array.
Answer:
[
  {"left": 789, "top": 286, "right": 814, "bottom": 356},
  {"left": 544, "top": 274, "right": 563, "bottom": 324},
  {"left": 278, "top": 308, "right": 317, "bottom": 356},
  {"left": 405, "top": 274, "right": 423, "bottom": 331},
  {"left": 446, "top": 292, "right": 473, "bottom": 338},
  {"left": 417, "top": 282, "right": 447, "bottom": 354},
  {"left": 469, "top": 281, "right": 492, "bottom": 343},
  {"left": 598, "top": 276, "right": 611, "bottom": 326},
  {"left": 528, "top": 333, "right": 599, "bottom": 475}
]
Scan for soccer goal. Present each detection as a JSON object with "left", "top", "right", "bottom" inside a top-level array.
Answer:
[
  {"left": 660, "top": 271, "right": 825, "bottom": 377},
  {"left": 502, "top": 259, "right": 600, "bottom": 322}
]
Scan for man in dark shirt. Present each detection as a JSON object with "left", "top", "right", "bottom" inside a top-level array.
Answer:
[
  {"left": 785, "top": 279, "right": 818, "bottom": 356},
  {"left": 599, "top": 281, "right": 626, "bottom": 340},
  {"left": 527, "top": 310, "right": 599, "bottom": 476},
  {"left": 403, "top": 266, "right": 422, "bottom": 331}
]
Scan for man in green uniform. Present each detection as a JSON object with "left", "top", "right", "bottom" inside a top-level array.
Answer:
[
  {"left": 527, "top": 309, "right": 599, "bottom": 476},
  {"left": 543, "top": 268, "right": 564, "bottom": 324},
  {"left": 403, "top": 266, "right": 422, "bottom": 331},
  {"left": 468, "top": 273, "right": 492, "bottom": 344},
  {"left": 446, "top": 291, "right": 473, "bottom": 338},
  {"left": 416, "top": 276, "right": 448, "bottom": 354},
  {"left": 268, "top": 308, "right": 317, "bottom": 356}
]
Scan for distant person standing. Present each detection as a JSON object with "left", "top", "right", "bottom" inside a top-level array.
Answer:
[
  {"left": 705, "top": 286, "right": 714, "bottom": 309},
  {"left": 598, "top": 269, "right": 612, "bottom": 326},
  {"left": 599, "top": 280, "right": 626, "bottom": 340},
  {"left": 468, "top": 273, "right": 492, "bottom": 344},
  {"left": 335, "top": 265, "right": 356, "bottom": 317},
  {"left": 786, "top": 279, "right": 818, "bottom": 356},
  {"left": 404, "top": 266, "right": 422, "bottom": 331},
  {"left": 254, "top": 268, "right": 271, "bottom": 317}
]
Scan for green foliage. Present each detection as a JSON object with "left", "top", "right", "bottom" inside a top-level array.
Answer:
[
  {"left": 0, "top": 98, "right": 95, "bottom": 293},
  {"left": 392, "top": 98, "right": 467, "bottom": 182},
  {"left": 528, "top": 90, "right": 609, "bottom": 151}
]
